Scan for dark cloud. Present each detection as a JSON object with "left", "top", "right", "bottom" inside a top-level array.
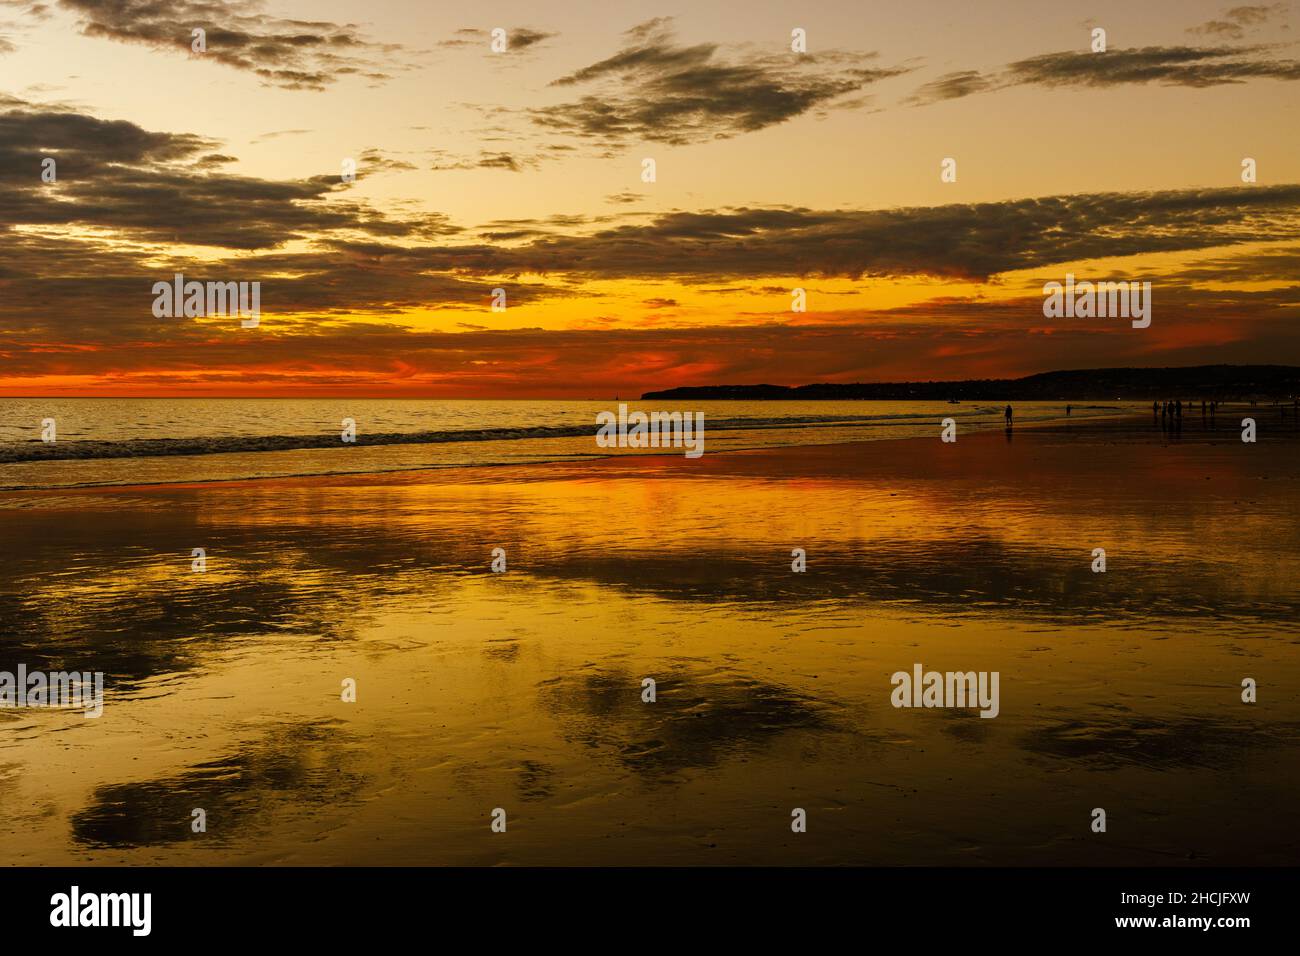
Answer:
[
  {"left": 903, "top": 69, "right": 1000, "bottom": 105},
  {"left": 428, "top": 148, "right": 476, "bottom": 172},
  {"left": 250, "top": 128, "right": 312, "bottom": 143},
  {"left": 430, "top": 149, "right": 540, "bottom": 172},
  {"left": 0, "top": 106, "right": 217, "bottom": 167},
  {"left": 437, "top": 26, "right": 555, "bottom": 51},
  {"left": 9, "top": 93, "right": 1300, "bottom": 339},
  {"left": 1187, "top": 4, "right": 1286, "bottom": 40},
  {"left": 391, "top": 186, "right": 1300, "bottom": 283},
  {"left": 194, "top": 152, "right": 237, "bottom": 167},
  {"left": 55, "top": 0, "right": 400, "bottom": 90},
  {"left": 475, "top": 151, "right": 529, "bottom": 171},
  {"left": 533, "top": 17, "right": 908, "bottom": 146},
  {"left": 1, "top": 1, "right": 52, "bottom": 21},
  {"left": 4, "top": 98, "right": 1300, "bottom": 387},
  {"left": 1011, "top": 44, "right": 1300, "bottom": 88},
  {"left": 0, "top": 100, "right": 450, "bottom": 249},
  {"left": 356, "top": 148, "right": 417, "bottom": 174},
  {"left": 509, "top": 27, "right": 554, "bottom": 51},
  {"left": 0, "top": 237, "right": 559, "bottom": 343},
  {"left": 910, "top": 44, "right": 1300, "bottom": 104}
]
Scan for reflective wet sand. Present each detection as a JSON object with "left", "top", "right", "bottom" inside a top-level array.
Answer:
[{"left": 2, "top": 416, "right": 1298, "bottom": 864}]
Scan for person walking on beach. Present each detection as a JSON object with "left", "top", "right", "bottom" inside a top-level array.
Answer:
[
  {"left": 1004, "top": 404, "right": 1013, "bottom": 427},
  {"left": 1066, "top": 404, "right": 1072, "bottom": 417}
]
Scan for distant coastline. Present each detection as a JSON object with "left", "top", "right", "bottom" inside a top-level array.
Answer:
[{"left": 641, "top": 364, "right": 1300, "bottom": 402}]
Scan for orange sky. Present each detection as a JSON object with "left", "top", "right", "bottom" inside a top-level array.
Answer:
[{"left": 1, "top": 0, "right": 1299, "bottom": 396}]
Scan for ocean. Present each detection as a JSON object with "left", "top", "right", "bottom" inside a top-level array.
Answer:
[{"left": 0, "top": 398, "right": 1125, "bottom": 489}]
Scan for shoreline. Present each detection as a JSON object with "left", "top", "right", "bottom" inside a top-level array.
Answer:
[{"left": 0, "top": 411, "right": 1153, "bottom": 496}]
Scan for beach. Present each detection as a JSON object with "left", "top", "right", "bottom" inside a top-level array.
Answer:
[{"left": 2, "top": 411, "right": 1299, "bottom": 865}]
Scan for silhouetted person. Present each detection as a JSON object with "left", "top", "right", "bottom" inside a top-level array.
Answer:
[
  {"left": 1066, "top": 404, "right": 1072, "bottom": 416},
  {"left": 1004, "top": 404, "right": 1013, "bottom": 427}
]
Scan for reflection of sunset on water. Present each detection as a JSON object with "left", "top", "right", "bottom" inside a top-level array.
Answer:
[{"left": 3, "top": 421, "right": 1297, "bottom": 864}]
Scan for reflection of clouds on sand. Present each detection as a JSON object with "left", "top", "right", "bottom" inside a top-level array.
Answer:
[
  {"left": 68, "top": 720, "right": 365, "bottom": 849},
  {"left": 1, "top": 424, "right": 1298, "bottom": 864},
  {"left": 2, "top": 519, "right": 1293, "bottom": 698},
  {"left": 538, "top": 667, "right": 841, "bottom": 782},
  {"left": 5, "top": 424, "right": 1297, "bottom": 705},
  {"left": 515, "top": 540, "right": 1300, "bottom": 628},
  {"left": 1020, "top": 716, "right": 1300, "bottom": 771},
  {"left": 0, "top": 503, "right": 433, "bottom": 684},
  {"left": 0, "top": 567, "right": 353, "bottom": 686}
]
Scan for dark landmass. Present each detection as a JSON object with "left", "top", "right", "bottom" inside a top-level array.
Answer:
[{"left": 641, "top": 365, "right": 1300, "bottom": 402}]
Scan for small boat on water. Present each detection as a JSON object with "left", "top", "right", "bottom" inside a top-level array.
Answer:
[{"left": 947, "top": 398, "right": 961, "bottom": 404}]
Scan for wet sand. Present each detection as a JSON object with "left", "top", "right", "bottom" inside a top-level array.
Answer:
[{"left": 2, "top": 414, "right": 1299, "bottom": 865}]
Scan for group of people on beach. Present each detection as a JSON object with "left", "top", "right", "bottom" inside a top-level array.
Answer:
[
  {"left": 1155, "top": 399, "right": 1217, "bottom": 421},
  {"left": 997, "top": 398, "right": 1299, "bottom": 433},
  {"left": 1153, "top": 397, "right": 1300, "bottom": 428}
]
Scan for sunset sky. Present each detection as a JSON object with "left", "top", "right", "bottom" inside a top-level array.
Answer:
[{"left": 1, "top": 0, "right": 1299, "bottom": 396}]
